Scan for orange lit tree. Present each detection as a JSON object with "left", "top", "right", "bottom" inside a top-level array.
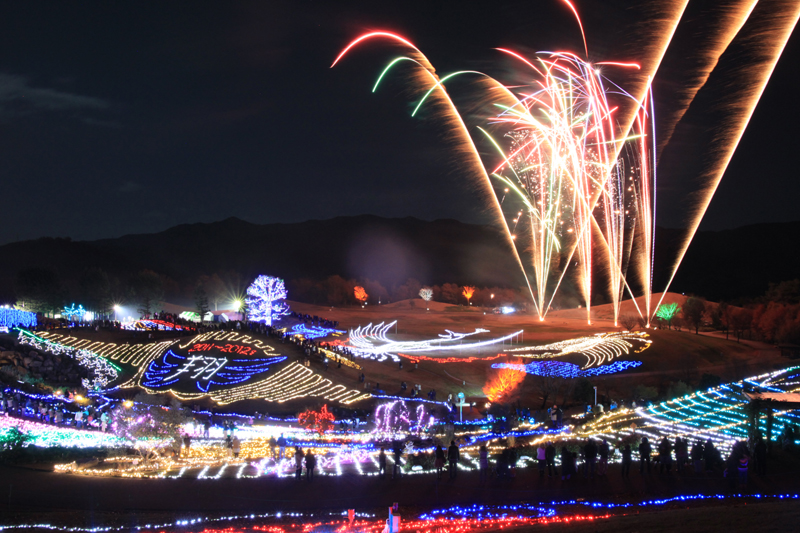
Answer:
[
  {"left": 297, "top": 404, "right": 336, "bottom": 435},
  {"left": 462, "top": 286, "right": 476, "bottom": 306},
  {"left": 354, "top": 286, "right": 368, "bottom": 304},
  {"left": 483, "top": 367, "right": 525, "bottom": 403}
]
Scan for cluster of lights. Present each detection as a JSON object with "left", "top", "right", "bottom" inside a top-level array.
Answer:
[
  {"left": 140, "top": 349, "right": 286, "bottom": 394},
  {"left": 3, "top": 493, "right": 800, "bottom": 533},
  {"left": 34, "top": 330, "right": 180, "bottom": 367},
  {"left": 492, "top": 359, "right": 642, "bottom": 378},
  {"left": 16, "top": 329, "right": 121, "bottom": 389},
  {"left": 246, "top": 275, "right": 290, "bottom": 326},
  {"left": 534, "top": 366, "right": 800, "bottom": 456},
  {"left": 348, "top": 321, "right": 523, "bottom": 361},
  {"left": 397, "top": 353, "right": 506, "bottom": 364},
  {"left": 502, "top": 331, "right": 651, "bottom": 369},
  {"left": 0, "top": 308, "right": 36, "bottom": 328},
  {"left": 122, "top": 319, "right": 195, "bottom": 331},
  {"left": 0, "top": 416, "right": 125, "bottom": 449},
  {"left": 372, "top": 401, "right": 436, "bottom": 437},
  {"left": 61, "top": 303, "right": 92, "bottom": 321},
  {"left": 288, "top": 323, "right": 345, "bottom": 340},
  {"left": 119, "top": 331, "right": 370, "bottom": 405}
]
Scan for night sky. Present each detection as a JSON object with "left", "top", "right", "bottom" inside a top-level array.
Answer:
[{"left": 1, "top": 0, "right": 797, "bottom": 245}]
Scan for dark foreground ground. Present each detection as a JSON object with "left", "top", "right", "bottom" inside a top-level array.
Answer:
[{"left": 3, "top": 449, "right": 800, "bottom": 531}]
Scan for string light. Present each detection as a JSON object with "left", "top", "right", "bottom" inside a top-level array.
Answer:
[
  {"left": 492, "top": 359, "right": 642, "bottom": 378},
  {"left": 501, "top": 331, "right": 651, "bottom": 368},
  {"left": 16, "top": 329, "right": 120, "bottom": 389},
  {"left": 0, "top": 308, "right": 36, "bottom": 328}
]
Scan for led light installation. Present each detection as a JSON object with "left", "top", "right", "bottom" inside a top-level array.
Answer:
[
  {"left": 493, "top": 359, "right": 642, "bottom": 378},
  {"left": 16, "top": 329, "right": 120, "bottom": 389},
  {"left": 348, "top": 321, "right": 523, "bottom": 361},
  {"left": 288, "top": 323, "right": 345, "bottom": 340},
  {"left": 124, "top": 331, "right": 370, "bottom": 405},
  {"left": 246, "top": 275, "right": 290, "bottom": 326},
  {"left": 501, "top": 331, "right": 651, "bottom": 369},
  {"left": 141, "top": 349, "right": 286, "bottom": 394},
  {"left": 0, "top": 308, "right": 36, "bottom": 328}
]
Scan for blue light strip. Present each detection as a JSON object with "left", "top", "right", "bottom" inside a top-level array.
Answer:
[
  {"left": 492, "top": 359, "right": 642, "bottom": 378},
  {"left": 0, "top": 308, "right": 37, "bottom": 328}
]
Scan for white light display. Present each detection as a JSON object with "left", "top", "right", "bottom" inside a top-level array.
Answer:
[
  {"left": 16, "top": 329, "right": 120, "bottom": 389},
  {"left": 502, "top": 331, "right": 651, "bottom": 369},
  {"left": 348, "top": 321, "right": 523, "bottom": 361},
  {"left": 246, "top": 275, "right": 290, "bottom": 326}
]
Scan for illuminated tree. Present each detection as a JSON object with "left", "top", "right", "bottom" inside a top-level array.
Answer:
[
  {"left": 483, "top": 367, "right": 525, "bottom": 403},
  {"left": 246, "top": 275, "right": 290, "bottom": 325},
  {"left": 298, "top": 404, "right": 335, "bottom": 435},
  {"left": 655, "top": 302, "right": 681, "bottom": 329},
  {"left": 354, "top": 286, "right": 368, "bottom": 304},
  {"left": 462, "top": 286, "right": 476, "bottom": 306},
  {"left": 110, "top": 393, "right": 189, "bottom": 464},
  {"left": 419, "top": 287, "right": 433, "bottom": 310}
]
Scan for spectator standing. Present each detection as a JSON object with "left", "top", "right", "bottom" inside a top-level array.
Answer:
[
  {"left": 639, "top": 437, "right": 652, "bottom": 474},
  {"left": 536, "top": 443, "right": 547, "bottom": 478},
  {"left": 294, "top": 447, "right": 304, "bottom": 479},
  {"left": 447, "top": 440, "right": 459, "bottom": 479},
  {"left": 277, "top": 433, "right": 287, "bottom": 459},
  {"left": 584, "top": 439, "right": 597, "bottom": 478},
  {"left": 692, "top": 440, "right": 704, "bottom": 474},
  {"left": 545, "top": 442, "right": 557, "bottom": 477},
  {"left": 621, "top": 444, "right": 632, "bottom": 477},
  {"left": 434, "top": 445, "right": 446, "bottom": 480},
  {"left": 379, "top": 448, "right": 387, "bottom": 479},
  {"left": 305, "top": 451, "right": 316, "bottom": 481}
]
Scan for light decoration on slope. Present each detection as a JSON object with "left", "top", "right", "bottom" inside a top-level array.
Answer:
[
  {"left": 124, "top": 331, "right": 370, "bottom": 405},
  {"left": 0, "top": 308, "right": 36, "bottom": 328},
  {"left": 246, "top": 275, "right": 290, "bottom": 326},
  {"left": 123, "top": 319, "right": 195, "bottom": 331},
  {"left": 373, "top": 401, "right": 436, "bottom": 437},
  {"left": 297, "top": 404, "right": 336, "bottom": 435},
  {"left": 141, "top": 349, "right": 286, "bottom": 394},
  {"left": 493, "top": 359, "right": 642, "bottom": 378},
  {"left": 348, "top": 321, "right": 523, "bottom": 362},
  {"left": 0, "top": 416, "right": 126, "bottom": 449},
  {"left": 16, "top": 329, "right": 120, "bottom": 389},
  {"left": 529, "top": 366, "right": 800, "bottom": 457},
  {"left": 288, "top": 323, "right": 345, "bottom": 340},
  {"left": 5, "top": 494, "right": 800, "bottom": 533},
  {"left": 502, "top": 331, "right": 651, "bottom": 369},
  {"left": 34, "top": 330, "right": 181, "bottom": 367}
]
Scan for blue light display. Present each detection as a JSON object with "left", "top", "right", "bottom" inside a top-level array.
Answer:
[
  {"left": 420, "top": 493, "right": 800, "bottom": 521},
  {"left": 0, "top": 308, "right": 37, "bottom": 329},
  {"left": 62, "top": 303, "right": 86, "bottom": 320},
  {"left": 142, "top": 349, "right": 286, "bottom": 393},
  {"left": 289, "top": 324, "right": 345, "bottom": 340},
  {"left": 492, "top": 359, "right": 642, "bottom": 378}
]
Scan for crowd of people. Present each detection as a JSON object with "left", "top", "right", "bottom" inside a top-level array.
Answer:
[{"left": 0, "top": 388, "right": 112, "bottom": 431}]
